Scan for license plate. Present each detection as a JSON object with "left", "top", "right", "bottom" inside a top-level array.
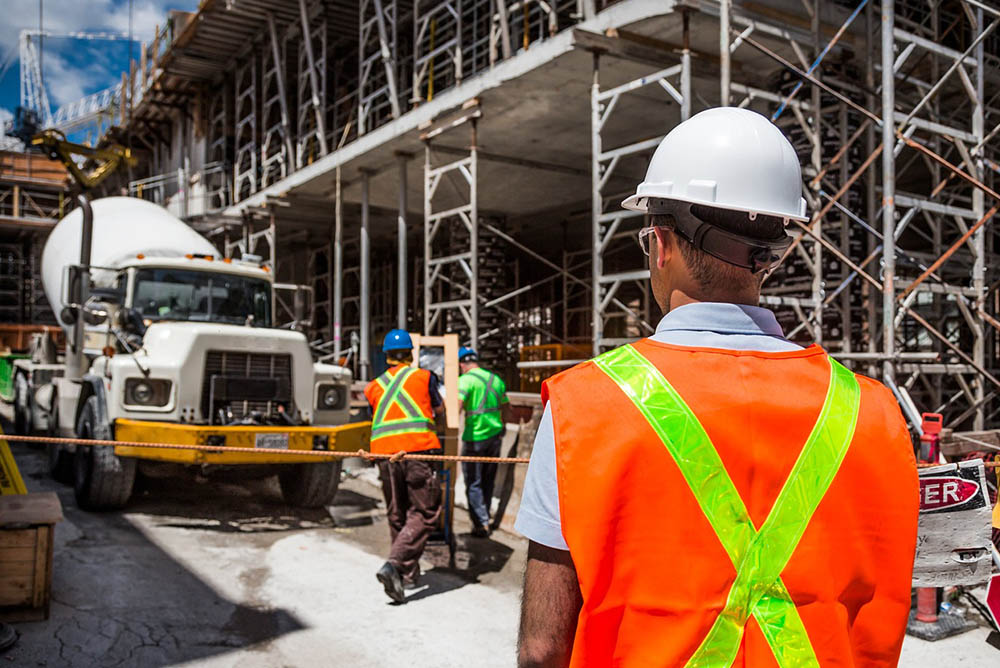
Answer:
[{"left": 255, "top": 433, "right": 289, "bottom": 450}]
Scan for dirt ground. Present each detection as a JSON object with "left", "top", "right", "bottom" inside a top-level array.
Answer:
[{"left": 2, "top": 438, "right": 997, "bottom": 666}]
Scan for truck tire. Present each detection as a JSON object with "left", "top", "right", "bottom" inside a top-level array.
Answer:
[
  {"left": 13, "top": 372, "right": 31, "bottom": 435},
  {"left": 73, "top": 395, "right": 135, "bottom": 510},
  {"left": 278, "top": 461, "right": 342, "bottom": 508},
  {"left": 46, "top": 387, "right": 73, "bottom": 484}
]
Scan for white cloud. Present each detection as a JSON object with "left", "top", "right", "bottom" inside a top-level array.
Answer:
[
  {"left": 43, "top": 52, "right": 109, "bottom": 107},
  {"left": 1, "top": 0, "right": 197, "bottom": 109},
  {"left": 0, "top": 0, "right": 186, "bottom": 51},
  {"left": 0, "top": 108, "right": 20, "bottom": 150}
]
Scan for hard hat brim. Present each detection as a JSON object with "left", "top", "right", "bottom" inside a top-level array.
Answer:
[{"left": 621, "top": 193, "right": 809, "bottom": 223}]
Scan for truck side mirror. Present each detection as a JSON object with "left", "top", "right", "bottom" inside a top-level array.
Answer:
[
  {"left": 90, "top": 286, "right": 125, "bottom": 304},
  {"left": 59, "top": 306, "right": 77, "bottom": 327}
]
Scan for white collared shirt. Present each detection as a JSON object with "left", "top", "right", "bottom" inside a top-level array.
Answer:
[{"left": 513, "top": 302, "right": 802, "bottom": 550}]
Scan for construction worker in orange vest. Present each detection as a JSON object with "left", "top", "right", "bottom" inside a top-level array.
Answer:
[
  {"left": 514, "top": 108, "right": 918, "bottom": 667},
  {"left": 366, "top": 329, "right": 444, "bottom": 604}
]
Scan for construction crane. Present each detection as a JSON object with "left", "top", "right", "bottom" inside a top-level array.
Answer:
[
  {"left": 14, "top": 29, "right": 132, "bottom": 133},
  {"left": 0, "top": 28, "right": 133, "bottom": 143},
  {"left": 1, "top": 29, "right": 136, "bottom": 189},
  {"left": 6, "top": 107, "right": 134, "bottom": 191}
]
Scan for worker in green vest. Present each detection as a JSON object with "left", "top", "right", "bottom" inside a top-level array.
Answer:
[{"left": 457, "top": 346, "right": 511, "bottom": 537}]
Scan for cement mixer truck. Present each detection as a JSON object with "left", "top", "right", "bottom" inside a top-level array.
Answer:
[{"left": 12, "top": 196, "right": 369, "bottom": 510}]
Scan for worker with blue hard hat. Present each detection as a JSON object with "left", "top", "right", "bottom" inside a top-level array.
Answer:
[
  {"left": 457, "top": 344, "right": 510, "bottom": 538},
  {"left": 364, "top": 328, "right": 444, "bottom": 603}
]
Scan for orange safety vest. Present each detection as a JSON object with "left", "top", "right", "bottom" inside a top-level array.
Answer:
[
  {"left": 544, "top": 340, "right": 918, "bottom": 667},
  {"left": 364, "top": 364, "right": 440, "bottom": 455}
]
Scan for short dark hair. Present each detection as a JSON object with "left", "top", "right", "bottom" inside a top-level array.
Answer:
[
  {"left": 387, "top": 351, "right": 414, "bottom": 364},
  {"left": 649, "top": 205, "right": 785, "bottom": 292}
]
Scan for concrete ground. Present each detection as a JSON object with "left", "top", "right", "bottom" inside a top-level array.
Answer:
[
  {"left": 2, "top": 439, "right": 997, "bottom": 666},
  {"left": 4, "top": 442, "right": 523, "bottom": 667}
]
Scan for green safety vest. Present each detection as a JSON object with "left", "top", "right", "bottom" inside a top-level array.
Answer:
[
  {"left": 460, "top": 368, "right": 505, "bottom": 441},
  {"left": 593, "top": 344, "right": 861, "bottom": 667},
  {"left": 370, "top": 367, "right": 434, "bottom": 442}
]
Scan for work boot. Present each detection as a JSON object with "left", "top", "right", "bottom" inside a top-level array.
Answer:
[
  {"left": 471, "top": 525, "right": 489, "bottom": 538},
  {"left": 376, "top": 562, "right": 406, "bottom": 603}
]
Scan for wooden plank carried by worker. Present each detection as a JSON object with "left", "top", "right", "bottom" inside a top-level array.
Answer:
[
  {"left": 0, "top": 492, "right": 63, "bottom": 622},
  {"left": 410, "top": 333, "right": 460, "bottom": 548},
  {"left": 913, "top": 460, "right": 994, "bottom": 587}
]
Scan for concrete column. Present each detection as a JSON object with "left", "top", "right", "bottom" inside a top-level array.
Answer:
[
  {"left": 590, "top": 53, "right": 602, "bottom": 357},
  {"left": 333, "top": 166, "right": 343, "bottom": 358},
  {"left": 681, "top": 10, "right": 691, "bottom": 121},
  {"left": 719, "top": 0, "right": 731, "bottom": 106},
  {"left": 396, "top": 153, "right": 408, "bottom": 330},
  {"left": 360, "top": 170, "right": 372, "bottom": 381}
]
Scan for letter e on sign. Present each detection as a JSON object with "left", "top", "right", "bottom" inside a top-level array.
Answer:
[{"left": 919, "top": 476, "right": 980, "bottom": 512}]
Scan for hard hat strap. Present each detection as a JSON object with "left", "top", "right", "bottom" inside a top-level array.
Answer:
[{"left": 648, "top": 199, "right": 792, "bottom": 274}]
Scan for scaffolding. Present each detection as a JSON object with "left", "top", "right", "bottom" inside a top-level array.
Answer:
[{"left": 96, "top": 0, "right": 999, "bottom": 429}]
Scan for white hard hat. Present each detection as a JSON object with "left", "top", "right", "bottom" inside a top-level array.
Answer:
[{"left": 622, "top": 107, "right": 808, "bottom": 221}]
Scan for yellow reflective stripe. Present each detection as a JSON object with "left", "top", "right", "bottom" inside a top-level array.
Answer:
[
  {"left": 371, "top": 368, "right": 434, "bottom": 442},
  {"left": 692, "top": 358, "right": 859, "bottom": 667},
  {"left": 372, "top": 368, "right": 412, "bottom": 426},
  {"left": 395, "top": 386, "right": 428, "bottom": 420},
  {"left": 372, "top": 419, "right": 434, "bottom": 439},
  {"left": 593, "top": 345, "right": 859, "bottom": 667}
]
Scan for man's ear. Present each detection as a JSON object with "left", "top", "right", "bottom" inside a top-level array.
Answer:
[{"left": 653, "top": 226, "right": 673, "bottom": 269}]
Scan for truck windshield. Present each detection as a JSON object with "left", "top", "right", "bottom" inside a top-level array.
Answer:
[{"left": 132, "top": 268, "right": 272, "bottom": 327}]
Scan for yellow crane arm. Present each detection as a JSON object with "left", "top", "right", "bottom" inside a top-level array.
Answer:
[{"left": 30, "top": 130, "right": 136, "bottom": 190}]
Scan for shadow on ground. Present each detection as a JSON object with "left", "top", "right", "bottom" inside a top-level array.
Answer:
[
  {"left": 124, "top": 466, "right": 377, "bottom": 533},
  {"left": 405, "top": 533, "right": 516, "bottom": 603},
  {"left": 6, "top": 441, "right": 307, "bottom": 668}
]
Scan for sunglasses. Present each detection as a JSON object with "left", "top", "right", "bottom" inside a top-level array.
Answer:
[{"left": 637, "top": 226, "right": 662, "bottom": 257}]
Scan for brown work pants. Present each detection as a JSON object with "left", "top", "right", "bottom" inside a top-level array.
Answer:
[{"left": 378, "top": 458, "right": 442, "bottom": 582}]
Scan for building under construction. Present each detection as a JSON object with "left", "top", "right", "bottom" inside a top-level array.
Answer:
[{"left": 19, "top": 0, "right": 999, "bottom": 431}]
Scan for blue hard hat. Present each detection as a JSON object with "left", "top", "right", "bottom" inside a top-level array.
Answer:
[
  {"left": 383, "top": 329, "right": 413, "bottom": 353},
  {"left": 459, "top": 346, "right": 478, "bottom": 361}
]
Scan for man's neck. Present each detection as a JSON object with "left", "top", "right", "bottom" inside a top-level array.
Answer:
[{"left": 667, "top": 289, "right": 760, "bottom": 313}]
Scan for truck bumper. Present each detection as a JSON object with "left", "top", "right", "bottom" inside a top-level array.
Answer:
[{"left": 113, "top": 419, "right": 371, "bottom": 464}]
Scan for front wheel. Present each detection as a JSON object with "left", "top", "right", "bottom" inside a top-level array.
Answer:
[
  {"left": 73, "top": 395, "right": 135, "bottom": 510},
  {"left": 278, "top": 460, "right": 342, "bottom": 508}
]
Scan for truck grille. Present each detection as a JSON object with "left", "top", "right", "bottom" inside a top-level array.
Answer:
[{"left": 201, "top": 350, "right": 293, "bottom": 422}]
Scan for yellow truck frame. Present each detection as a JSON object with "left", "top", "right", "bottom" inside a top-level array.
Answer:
[{"left": 114, "top": 419, "right": 371, "bottom": 465}]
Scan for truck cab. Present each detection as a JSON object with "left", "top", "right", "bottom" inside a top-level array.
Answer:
[
  {"left": 13, "top": 197, "right": 369, "bottom": 511},
  {"left": 86, "top": 254, "right": 350, "bottom": 429}
]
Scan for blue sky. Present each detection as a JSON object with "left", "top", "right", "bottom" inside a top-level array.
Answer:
[{"left": 0, "top": 0, "right": 198, "bottom": 134}]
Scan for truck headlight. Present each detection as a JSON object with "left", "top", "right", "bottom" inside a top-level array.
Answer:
[
  {"left": 316, "top": 383, "right": 346, "bottom": 410},
  {"left": 125, "top": 378, "right": 172, "bottom": 407}
]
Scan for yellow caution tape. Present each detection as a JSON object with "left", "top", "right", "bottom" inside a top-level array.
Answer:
[{"left": 0, "top": 430, "right": 27, "bottom": 495}]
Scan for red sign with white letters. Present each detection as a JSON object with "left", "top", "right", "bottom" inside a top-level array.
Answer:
[
  {"left": 919, "top": 476, "right": 982, "bottom": 512},
  {"left": 987, "top": 574, "right": 1000, "bottom": 631}
]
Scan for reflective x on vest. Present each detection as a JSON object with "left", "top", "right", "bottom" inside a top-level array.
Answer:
[
  {"left": 371, "top": 367, "right": 433, "bottom": 442},
  {"left": 593, "top": 344, "right": 860, "bottom": 668},
  {"left": 467, "top": 369, "right": 502, "bottom": 416}
]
